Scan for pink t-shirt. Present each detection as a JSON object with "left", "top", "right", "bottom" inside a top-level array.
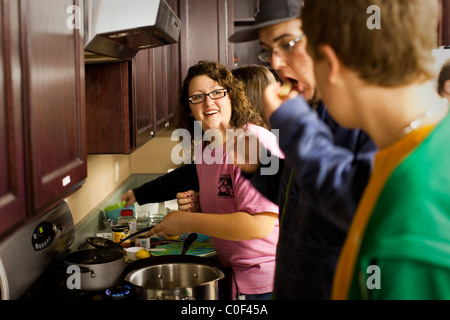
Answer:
[{"left": 195, "top": 124, "right": 280, "bottom": 295}]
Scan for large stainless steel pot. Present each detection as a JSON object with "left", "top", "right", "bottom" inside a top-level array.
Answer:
[
  {"left": 125, "top": 262, "right": 225, "bottom": 300},
  {"left": 64, "top": 249, "right": 125, "bottom": 291}
]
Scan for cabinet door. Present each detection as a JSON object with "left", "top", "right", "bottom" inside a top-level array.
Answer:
[
  {"left": 179, "top": 0, "right": 234, "bottom": 80},
  {"left": 133, "top": 50, "right": 155, "bottom": 148},
  {"left": 152, "top": 46, "right": 169, "bottom": 133},
  {"left": 166, "top": 42, "right": 179, "bottom": 124},
  {"left": 20, "top": 0, "right": 87, "bottom": 215},
  {"left": 0, "top": 0, "right": 27, "bottom": 239},
  {"left": 165, "top": 0, "right": 180, "bottom": 124},
  {"left": 86, "top": 62, "right": 131, "bottom": 154}
]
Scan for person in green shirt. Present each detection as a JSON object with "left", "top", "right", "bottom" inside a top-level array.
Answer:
[{"left": 301, "top": 0, "right": 450, "bottom": 299}]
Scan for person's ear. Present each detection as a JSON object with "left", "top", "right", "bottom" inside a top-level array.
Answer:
[
  {"left": 444, "top": 80, "right": 450, "bottom": 95},
  {"left": 317, "top": 45, "right": 342, "bottom": 85}
]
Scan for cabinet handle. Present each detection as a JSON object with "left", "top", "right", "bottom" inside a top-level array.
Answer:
[{"left": 62, "top": 175, "right": 71, "bottom": 187}]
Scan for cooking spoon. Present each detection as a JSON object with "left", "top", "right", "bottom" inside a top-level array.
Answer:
[
  {"left": 86, "top": 226, "right": 154, "bottom": 249},
  {"left": 181, "top": 233, "right": 198, "bottom": 256}
]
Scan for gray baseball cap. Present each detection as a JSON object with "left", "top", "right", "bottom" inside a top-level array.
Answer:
[{"left": 229, "top": 0, "right": 303, "bottom": 43}]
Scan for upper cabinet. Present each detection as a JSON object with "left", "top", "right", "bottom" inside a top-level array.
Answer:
[
  {"left": 179, "top": 0, "right": 234, "bottom": 80},
  {"left": 232, "top": 0, "right": 265, "bottom": 67},
  {"left": 21, "top": 0, "right": 87, "bottom": 215},
  {"left": 86, "top": 43, "right": 179, "bottom": 154},
  {"left": 0, "top": 0, "right": 87, "bottom": 240},
  {"left": 0, "top": 0, "right": 27, "bottom": 238}
]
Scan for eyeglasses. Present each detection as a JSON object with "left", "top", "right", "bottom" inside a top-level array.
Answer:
[
  {"left": 189, "top": 89, "right": 228, "bottom": 104},
  {"left": 257, "top": 34, "right": 305, "bottom": 63}
]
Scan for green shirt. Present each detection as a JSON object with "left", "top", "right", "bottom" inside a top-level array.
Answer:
[{"left": 349, "top": 114, "right": 450, "bottom": 299}]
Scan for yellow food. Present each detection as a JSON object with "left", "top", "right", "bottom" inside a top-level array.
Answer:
[
  {"left": 279, "top": 82, "right": 292, "bottom": 99},
  {"left": 136, "top": 249, "right": 150, "bottom": 260},
  {"left": 165, "top": 234, "right": 180, "bottom": 241}
]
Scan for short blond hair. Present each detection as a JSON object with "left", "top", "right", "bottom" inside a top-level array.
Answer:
[{"left": 302, "top": 0, "right": 440, "bottom": 87}]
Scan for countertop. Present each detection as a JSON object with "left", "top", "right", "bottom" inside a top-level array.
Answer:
[{"left": 69, "top": 174, "right": 178, "bottom": 250}]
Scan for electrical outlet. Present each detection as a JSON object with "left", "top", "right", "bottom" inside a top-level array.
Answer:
[{"left": 115, "top": 162, "right": 120, "bottom": 183}]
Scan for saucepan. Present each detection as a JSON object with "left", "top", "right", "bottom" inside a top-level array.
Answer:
[
  {"left": 123, "top": 233, "right": 226, "bottom": 300},
  {"left": 63, "top": 248, "right": 125, "bottom": 291},
  {"left": 124, "top": 262, "right": 224, "bottom": 300}
]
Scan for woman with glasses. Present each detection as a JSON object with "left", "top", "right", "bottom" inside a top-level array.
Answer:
[{"left": 121, "top": 61, "right": 280, "bottom": 300}]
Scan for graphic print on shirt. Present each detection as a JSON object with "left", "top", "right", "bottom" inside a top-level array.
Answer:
[{"left": 218, "top": 174, "right": 235, "bottom": 199}]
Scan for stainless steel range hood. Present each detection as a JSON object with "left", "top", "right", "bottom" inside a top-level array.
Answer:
[{"left": 84, "top": 0, "right": 181, "bottom": 63}]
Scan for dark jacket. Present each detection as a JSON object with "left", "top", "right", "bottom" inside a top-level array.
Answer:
[
  {"left": 133, "top": 164, "right": 199, "bottom": 204},
  {"left": 247, "top": 96, "right": 377, "bottom": 299}
]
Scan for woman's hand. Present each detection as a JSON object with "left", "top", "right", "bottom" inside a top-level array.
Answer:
[
  {"left": 121, "top": 190, "right": 136, "bottom": 207},
  {"left": 147, "top": 210, "right": 277, "bottom": 241},
  {"left": 176, "top": 191, "right": 200, "bottom": 212},
  {"left": 148, "top": 211, "right": 192, "bottom": 238}
]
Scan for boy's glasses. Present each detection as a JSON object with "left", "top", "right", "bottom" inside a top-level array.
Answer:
[{"left": 257, "top": 34, "right": 305, "bottom": 63}]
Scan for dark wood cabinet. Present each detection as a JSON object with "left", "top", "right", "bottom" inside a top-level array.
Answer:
[
  {"left": 86, "top": 62, "right": 132, "bottom": 154},
  {"left": 0, "top": 0, "right": 87, "bottom": 240},
  {"left": 232, "top": 0, "right": 265, "bottom": 67},
  {"left": 0, "top": 0, "right": 27, "bottom": 238},
  {"left": 86, "top": 46, "right": 179, "bottom": 154},
  {"left": 20, "top": 0, "right": 87, "bottom": 216},
  {"left": 179, "top": 0, "right": 234, "bottom": 80},
  {"left": 152, "top": 46, "right": 169, "bottom": 134},
  {"left": 133, "top": 50, "right": 154, "bottom": 149}
]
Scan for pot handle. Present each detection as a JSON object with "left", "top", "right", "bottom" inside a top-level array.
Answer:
[{"left": 79, "top": 266, "right": 96, "bottom": 278}]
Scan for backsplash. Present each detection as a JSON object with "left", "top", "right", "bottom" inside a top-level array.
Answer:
[{"left": 65, "top": 127, "right": 181, "bottom": 226}]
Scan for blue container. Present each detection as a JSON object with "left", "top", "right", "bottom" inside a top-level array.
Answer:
[{"left": 104, "top": 201, "right": 135, "bottom": 223}]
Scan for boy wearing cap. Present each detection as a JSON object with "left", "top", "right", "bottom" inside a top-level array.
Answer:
[
  {"left": 302, "top": 0, "right": 450, "bottom": 299},
  {"left": 229, "top": 0, "right": 376, "bottom": 299}
]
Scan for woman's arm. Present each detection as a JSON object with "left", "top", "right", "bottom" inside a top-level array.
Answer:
[
  {"left": 122, "top": 164, "right": 199, "bottom": 207},
  {"left": 148, "top": 210, "right": 278, "bottom": 241}
]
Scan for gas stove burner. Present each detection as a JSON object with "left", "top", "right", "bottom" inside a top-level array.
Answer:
[{"left": 105, "top": 285, "right": 131, "bottom": 300}]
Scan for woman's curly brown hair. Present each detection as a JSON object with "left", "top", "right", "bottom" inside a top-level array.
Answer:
[{"left": 175, "top": 61, "right": 264, "bottom": 136}]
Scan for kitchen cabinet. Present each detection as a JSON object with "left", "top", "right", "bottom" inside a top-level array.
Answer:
[
  {"left": 0, "top": 0, "right": 87, "bottom": 240},
  {"left": 86, "top": 62, "right": 132, "bottom": 154},
  {"left": 232, "top": 0, "right": 265, "bottom": 67},
  {"left": 86, "top": 43, "right": 179, "bottom": 154},
  {"left": 0, "top": 0, "right": 27, "bottom": 238},
  {"left": 21, "top": 0, "right": 87, "bottom": 216},
  {"left": 179, "top": 0, "right": 234, "bottom": 80}
]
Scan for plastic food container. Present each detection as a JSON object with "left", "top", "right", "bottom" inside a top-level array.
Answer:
[
  {"left": 104, "top": 202, "right": 135, "bottom": 223},
  {"left": 125, "top": 247, "right": 143, "bottom": 261},
  {"left": 135, "top": 235, "right": 151, "bottom": 249}
]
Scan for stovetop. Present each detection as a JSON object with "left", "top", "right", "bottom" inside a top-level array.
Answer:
[
  {"left": 21, "top": 249, "right": 234, "bottom": 301},
  {"left": 0, "top": 201, "right": 75, "bottom": 300}
]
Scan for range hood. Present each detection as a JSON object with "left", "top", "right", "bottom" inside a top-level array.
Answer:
[{"left": 84, "top": 0, "right": 181, "bottom": 63}]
